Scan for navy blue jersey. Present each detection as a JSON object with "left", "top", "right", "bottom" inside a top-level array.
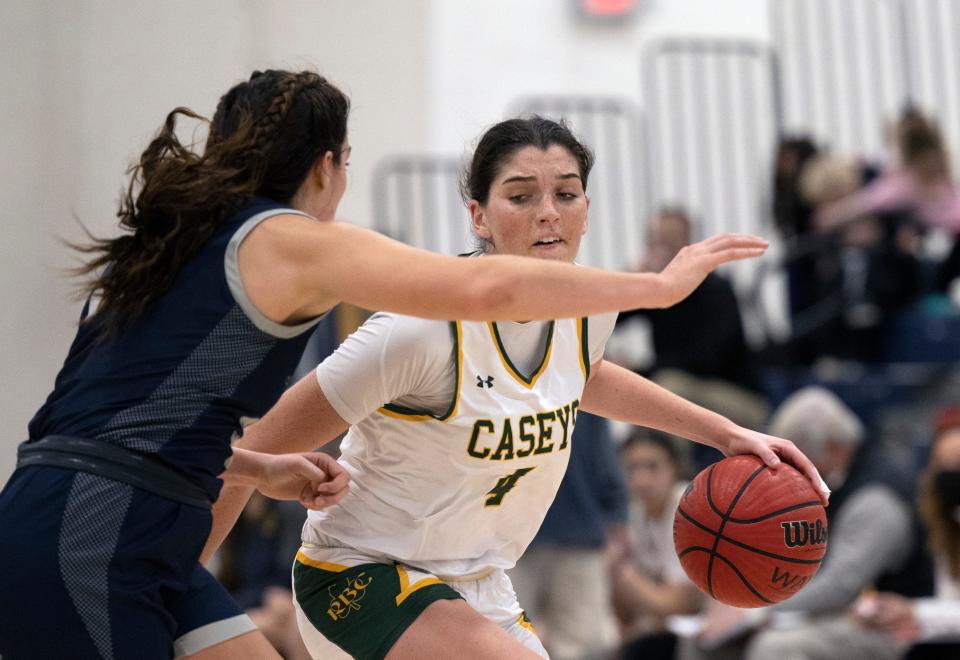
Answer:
[{"left": 28, "top": 197, "right": 321, "bottom": 500}]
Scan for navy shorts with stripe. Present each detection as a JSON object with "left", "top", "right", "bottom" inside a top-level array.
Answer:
[{"left": 0, "top": 465, "right": 247, "bottom": 659}]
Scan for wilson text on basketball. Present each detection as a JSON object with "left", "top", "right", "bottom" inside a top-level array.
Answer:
[{"left": 780, "top": 519, "right": 828, "bottom": 548}]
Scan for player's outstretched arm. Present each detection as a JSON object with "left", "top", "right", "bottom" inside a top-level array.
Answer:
[
  {"left": 239, "top": 216, "right": 769, "bottom": 323},
  {"left": 202, "top": 374, "right": 351, "bottom": 563},
  {"left": 580, "top": 359, "right": 830, "bottom": 504}
]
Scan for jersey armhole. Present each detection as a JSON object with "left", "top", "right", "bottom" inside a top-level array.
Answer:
[
  {"left": 224, "top": 209, "right": 326, "bottom": 338},
  {"left": 377, "top": 321, "right": 463, "bottom": 423}
]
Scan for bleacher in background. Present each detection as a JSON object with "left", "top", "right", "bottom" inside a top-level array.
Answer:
[
  {"left": 371, "top": 155, "right": 470, "bottom": 254},
  {"left": 772, "top": 0, "right": 907, "bottom": 160}
]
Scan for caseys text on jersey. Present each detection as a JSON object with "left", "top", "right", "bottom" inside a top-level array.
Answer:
[{"left": 466, "top": 400, "right": 579, "bottom": 460}]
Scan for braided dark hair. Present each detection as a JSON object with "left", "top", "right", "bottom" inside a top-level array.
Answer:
[{"left": 73, "top": 70, "right": 349, "bottom": 333}]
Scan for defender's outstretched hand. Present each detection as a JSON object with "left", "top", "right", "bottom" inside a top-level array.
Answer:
[{"left": 656, "top": 233, "right": 768, "bottom": 307}]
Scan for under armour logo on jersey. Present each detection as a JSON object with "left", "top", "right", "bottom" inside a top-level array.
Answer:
[{"left": 476, "top": 375, "right": 495, "bottom": 388}]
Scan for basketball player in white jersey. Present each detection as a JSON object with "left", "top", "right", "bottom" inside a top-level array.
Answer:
[{"left": 203, "top": 117, "right": 828, "bottom": 659}]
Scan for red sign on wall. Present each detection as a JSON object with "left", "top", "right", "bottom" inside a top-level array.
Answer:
[{"left": 581, "top": 0, "right": 636, "bottom": 17}]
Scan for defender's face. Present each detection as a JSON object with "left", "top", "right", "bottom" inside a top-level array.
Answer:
[{"left": 470, "top": 145, "right": 589, "bottom": 262}]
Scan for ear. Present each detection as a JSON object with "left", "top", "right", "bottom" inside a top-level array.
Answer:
[
  {"left": 469, "top": 200, "right": 492, "bottom": 239},
  {"left": 312, "top": 150, "right": 336, "bottom": 190}
]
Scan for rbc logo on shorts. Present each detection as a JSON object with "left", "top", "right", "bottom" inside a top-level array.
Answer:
[{"left": 326, "top": 572, "right": 373, "bottom": 621}]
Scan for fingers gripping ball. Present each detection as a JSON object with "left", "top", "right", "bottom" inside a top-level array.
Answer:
[{"left": 673, "top": 455, "right": 827, "bottom": 608}]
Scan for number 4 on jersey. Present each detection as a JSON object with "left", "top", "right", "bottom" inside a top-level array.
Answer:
[{"left": 485, "top": 467, "right": 535, "bottom": 506}]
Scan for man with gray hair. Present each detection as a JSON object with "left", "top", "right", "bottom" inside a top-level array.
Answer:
[
  {"left": 768, "top": 385, "right": 865, "bottom": 490},
  {"left": 681, "top": 386, "right": 933, "bottom": 660}
]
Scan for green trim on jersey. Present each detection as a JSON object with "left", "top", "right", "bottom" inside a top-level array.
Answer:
[
  {"left": 578, "top": 317, "right": 590, "bottom": 380},
  {"left": 377, "top": 321, "right": 462, "bottom": 422},
  {"left": 488, "top": 320, "right": 555, "bottom": 388}
]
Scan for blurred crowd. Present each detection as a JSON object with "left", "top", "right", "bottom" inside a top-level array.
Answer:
[
  {"left": 210, "top": 107, "right": 960, "bottom": 660},
  {"left": 772, "top": 107, "right": 960, "bottom": 364}
]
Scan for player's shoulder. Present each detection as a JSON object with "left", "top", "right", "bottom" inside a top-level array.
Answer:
[
  {"left": 366, "top": 312, "right": 455, "bottom": 353},
  {"left": 586, "top": 310, "right": 619, "bottom": 334}
]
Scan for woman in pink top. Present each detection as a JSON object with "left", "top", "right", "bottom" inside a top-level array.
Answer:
[{"left": 818, "top": 109, "right": 960, "bottom": 233}]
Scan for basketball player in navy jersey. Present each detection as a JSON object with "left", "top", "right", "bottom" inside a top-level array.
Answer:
[{"left": 0, "top": 70, "right": 776, "bottom": 660}]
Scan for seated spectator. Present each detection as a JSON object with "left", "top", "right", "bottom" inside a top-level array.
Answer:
[
  {"left": 851, "top": 406, "right": 960, "bottom": 658},
  {"left": 818, "top": 108, "right": 960, "bottom": 244},
  {"left": 614, "top": 208, "right": 767, "bottom": 469},
  {"left": 773, "top": 136, "right": 820, "bottom": 243},
  {"left": 509, "top": 411, "right": 628, "bottom": 660},
  {"left": 819, "top": 108, "right": 957, "bottom": 292},
  {"left": 772, "top": 136, "right": 822, "bottom": 327},
  {"left": 788, "top": 150, "right": 922, "bottom": 361},
  {"left": 613, "top": 429, "right": 703, "bottom": 660},
  {"left": 680, "top": 386, "right": 933, "bottom": 660}
]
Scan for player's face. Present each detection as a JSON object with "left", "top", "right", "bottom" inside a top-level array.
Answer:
[
  {"left": 623, "top": 443, "right": 678, "bottom": 507},
  {"left": 470, "top": 145, "right": 589, "bottom": 262}
]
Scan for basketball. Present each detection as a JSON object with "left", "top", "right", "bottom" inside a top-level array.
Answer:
[{"left": 673, "top": 455, "right": 827, "bottom": 608}]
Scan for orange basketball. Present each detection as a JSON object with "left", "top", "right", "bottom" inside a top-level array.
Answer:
[{"left": 673, "top": 455, "right": 827, "bottom": 608}]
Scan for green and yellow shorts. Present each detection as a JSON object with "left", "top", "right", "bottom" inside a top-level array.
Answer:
[
  {"left": 292, "top": 545, "right": 463, "bottom": 660},
  {"left": 292, "top": 542, "right": 546, "bottom": 659}
]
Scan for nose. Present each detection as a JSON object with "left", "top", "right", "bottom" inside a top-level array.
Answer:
[{"left": 537, "top": 195, "right": 560, "bottom": 223}]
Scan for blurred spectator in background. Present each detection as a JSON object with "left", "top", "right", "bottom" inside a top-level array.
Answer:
[
  {"left": 681, "top": 386, "right": 933, "bottom": 660},
  {"left": 216, "top": 493, "right": 311, "bottom": 660},
  {"left": 773, "top": 136, "right": 820, "bottom": 243},
  {"left": 614, "top": 208, "right": 767, "bottom": 470},
  {"left": 818, "top": 108, "right": 960, "bottom": 293},
  {"left": 783, "top": 143, "right": 922, "bottom": 362},
  {"left": 613, "top": 429, "right": 703, "bottom": 660},
  {"left": 773, "top": 136, "right": 822, "bottom": 335},
  {"left": 852, "top": 406, "right": 960, "bottom": 659},
  {"left": 510, "top": 411, "right": 628, "bottom": 660}
]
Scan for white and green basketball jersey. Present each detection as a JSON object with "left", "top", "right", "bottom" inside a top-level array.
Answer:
[{"left": 303, "top": 317, "right": 592, "bottom": 577}]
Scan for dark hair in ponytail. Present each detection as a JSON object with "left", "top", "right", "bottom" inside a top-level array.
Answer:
[{"left": 73, "top": 70, "right": 349, "bottom": 333}]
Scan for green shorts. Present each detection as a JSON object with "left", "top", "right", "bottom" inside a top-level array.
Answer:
[{"left": 292, "top": 549, "right": 463, "bottom": 659}]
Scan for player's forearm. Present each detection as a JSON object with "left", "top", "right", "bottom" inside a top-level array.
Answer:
[
  {"left": 201, "top": 482, "right": 256, "bottom": 563},
  {"left": 461, "top": 255, "right": 674, "bottom": 319},
  {"left": 581, "top": 360, "right": 738, "bottom": 453},
  {"left": 238, "top": 375, "right": 350, "bottom": 456},
  {"left": 312, "top": 223, "right": 675, "bottom": 320},
  {"left": 219, "top": 447, "right": 269, "bottom": 486}
]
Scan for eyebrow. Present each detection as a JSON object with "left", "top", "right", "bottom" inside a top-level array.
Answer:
[{"left": 501, "top": 173, "right": 582, "bottom": 185}]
